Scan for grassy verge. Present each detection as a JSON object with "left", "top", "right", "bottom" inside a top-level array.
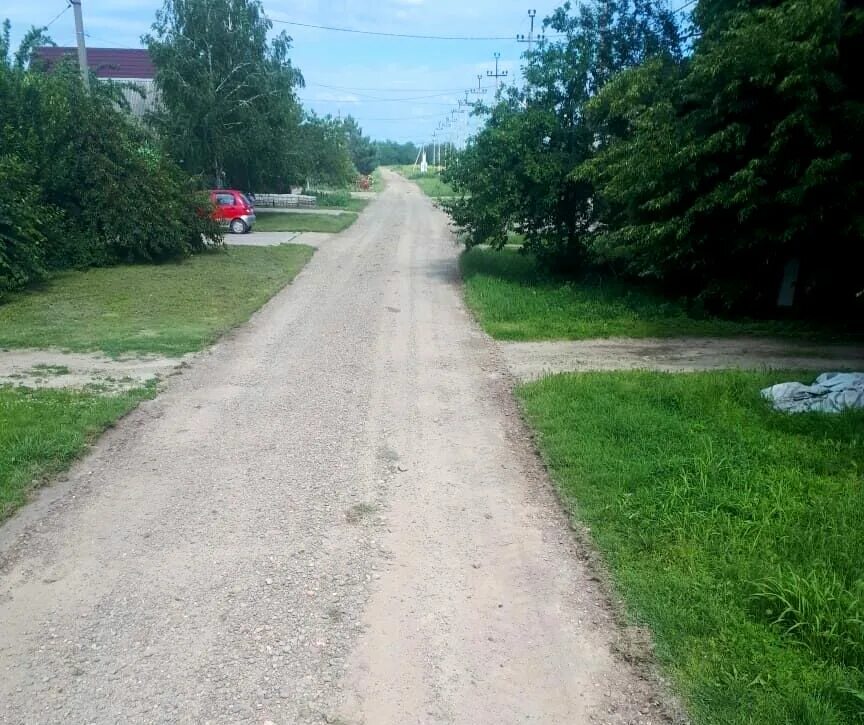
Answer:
[
  {"left": 370, "top": 167, "right": 385, "bottom": 191},
  {"left": 461, "top": 247, "right": 843, "bottom": 340},
  {"left": 320, "top": 197, "right": 369, "bottom": 213},
  {"left": 313, "top": 191, "right": 370, "bottom": 213},
  {"left": 519, "top": 370, "right": 864, "bottom": 724},
  {"left": 0, "top": 384, "right": 155, "bottom": 519},
  {"left": 254, "top": 211, "right": 358, "bottom": 234},
  {"left": 0, "top": 245, "right": 314, "bottom": 356},
  {"left": 393, "top": 165, "right": 455, "bottom": 198}
]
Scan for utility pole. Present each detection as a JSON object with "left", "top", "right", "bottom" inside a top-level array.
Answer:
[
  {"left": 471, "top": 74, "right": 486, "bottom": 96},
  {"left": 517, "top": 9, "right": 545, "bottom": 52},
  {"left": 486, "top": 52, "right": 508, "bottom": 94},
  {"left": 437, "top": 122, "right": 446, "bottom": 166},
  {"left": 70, "top": 0, "right": 90, "bottom": 90}
]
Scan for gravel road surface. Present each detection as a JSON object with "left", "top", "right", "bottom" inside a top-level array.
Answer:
[{"left": 0, "top": 170, "right": 671, "bottom": 724}]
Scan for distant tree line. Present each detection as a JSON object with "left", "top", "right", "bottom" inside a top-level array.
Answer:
[
  {"left": 445, "top": 0, "right": 863, "bottom": 316},
  {"left": 338, "top": 117, "right": 419, "bottom": 176}
]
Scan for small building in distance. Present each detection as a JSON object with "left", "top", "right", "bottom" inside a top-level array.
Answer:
[{"left": 34, "top": 47, "right": 158, "bottom": 118}]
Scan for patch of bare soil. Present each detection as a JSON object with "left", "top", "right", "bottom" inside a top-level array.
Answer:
[
  {"left": 502, "top": 337, "right": 864, "bottom": 381},
  {"left": 0, "top": 349, "right": 186, "bottom": 392}
]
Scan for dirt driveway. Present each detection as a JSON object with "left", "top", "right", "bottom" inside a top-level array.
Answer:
[
  {"left": 503, "top": 337, "right": 864, "bottom": 380},
  {"left": 0, "top": 170, "right": 670, "bottom": 724}
]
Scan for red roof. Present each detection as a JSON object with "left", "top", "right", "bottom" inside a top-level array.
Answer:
[{"left": 34, "top": 47, "right": 155, "bottom": 80}]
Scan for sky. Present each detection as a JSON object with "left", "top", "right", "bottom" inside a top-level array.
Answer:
[{"left": 5, "top": 0, "right": 563, "bottom": 144}]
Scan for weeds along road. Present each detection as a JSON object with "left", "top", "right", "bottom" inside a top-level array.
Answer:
[{"left": 0, "top": 170, "right": 668, "bottom": 724}]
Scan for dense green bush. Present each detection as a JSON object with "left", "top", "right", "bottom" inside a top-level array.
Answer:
[
  {"left": 583, "top": 0, "right": 864, "bottom": 314},
  {"left": 0, "top": 49, "right": 222, "bottom": 296},
  {"left": 0, "top": 155, "right": 56, "bottom": 292}
]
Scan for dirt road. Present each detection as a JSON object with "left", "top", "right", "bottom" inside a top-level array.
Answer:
[
  {"left": 0, "top": 171, "right": 667, "bottom": 724},
  {"left": 503, "top": 338, "right": 864, "bottom": 380}
]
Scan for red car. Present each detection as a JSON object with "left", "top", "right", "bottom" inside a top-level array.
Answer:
[{"left": 209, "top": 189, "right": 256, "bottom": 234}]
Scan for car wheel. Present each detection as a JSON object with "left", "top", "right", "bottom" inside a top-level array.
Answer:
[{"left": 229, "top": 218, "right": 248, "bottom": 234}]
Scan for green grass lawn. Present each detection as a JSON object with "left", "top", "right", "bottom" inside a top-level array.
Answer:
[
  {"left": 320, "top": 197, "right": 369, "bottom": 213},
  {"left": 0, "top": 245, "right": 314, "bottom": 356},
  {"left": 461, "top": 247, "right": 846, "bottom": 340},
  {"left": 312, "top": 191, "right": 370, "bottom": 213},
  {"left": 0, "top": 385, "right": 154, "bottom": 519},
  {"left": 254, "top": 211, "right": 358, "bottom": 234},
  {"left": 519, "top": 370, "right": 864, "bottom": 724},
  {"left": 393, "top": 165, "right": 455, "bottom": 198}
]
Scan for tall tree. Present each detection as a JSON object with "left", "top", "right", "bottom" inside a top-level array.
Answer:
[
  {"left": 341, "top": 115, "right": 377, "bottom": 175},
  {"left": 292, "top": 113, "right": 355, "bottom": 189},
  {"left": 445, "top": 0, "right": 681, "bottom": 270},
  {"left": 145, "top": 0, "right": 304, "bottom": 189},
  {"left": 14, "top": 25, "right": 54, "bottom": 69},
  {"left": 582, "top": 0, "right": 864, "bottom": 312}
]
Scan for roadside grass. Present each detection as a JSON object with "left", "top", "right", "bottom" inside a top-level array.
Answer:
[
  {"left": 519, "top": 370, "right": 864, "bottom": 724},
  {"left": 0, "top": 384, "right": 155, "bottom": 520},
  {"left": 319, "top": 197, "right": 369, "bottom": 213},
  {"left": 393, "top": 165, "right": 455, "bottom": 198},
  {"left": 313, "top": 190, "right": 370, "bottom": 213},
  {"left": 370, "top": 167, "right": 385, "bottom": 191},
  {"left": 0, "top": 245, "right": 314, "bottom": 356},
  {"left": 461, "top": 247, "right": 846, "bottom": 340},
  {"left": 254, "top": 211, "right": 358, "bottom": 234}
]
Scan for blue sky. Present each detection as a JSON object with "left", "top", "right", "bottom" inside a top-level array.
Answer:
[{"left": 6, "top": 0, "right": 562, "bottom": 143}]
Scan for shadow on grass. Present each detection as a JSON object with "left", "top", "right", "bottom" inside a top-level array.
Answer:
[{"left": 459, "top": 247, "right": 857, "bottom": 341}]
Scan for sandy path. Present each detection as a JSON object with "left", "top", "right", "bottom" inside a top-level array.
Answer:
[
  {"left": 503, "top": 337, "right": 864, "bottom": 381},
  {"left": 0, "top": 170, "right": 668, "bottom": 724},
  {"left": 0, "top": 350, "right": 188, "bottom": 391}
]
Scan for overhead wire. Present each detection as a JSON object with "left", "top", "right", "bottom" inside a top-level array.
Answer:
[
  {"left": 671, "top": 0, "right": 698, "bottom": 13},
  {"left": 44, "top": 2, "right": 72, "bottom": 29},
  {"left": 267, "top": 15, "right": 566, "bottom": 41},
  {"left": 299, "top": 97, "right": 459, "bottom": 107},
  {"left": 306, "top": 81, "right": 468, "bottom": 95}
]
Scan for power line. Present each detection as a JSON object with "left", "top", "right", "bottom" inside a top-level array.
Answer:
[
  {"left": 304, "top": 84, "right": 460, "bottom": 102},
  {"left": 45, "top": 3, "right": 72, "bottom": 29},
  {"left": 671, "top": 0, "right": 698, "bottom": 13},
  {"left": 268, "top": 15, "right": 565, "bottom": 41},
  {"left": 300, "top": 97, "right": 458, "bottom": 107},
  {"left": 307, "top": 81, "right": 466, "bottom": 94},
  {"left": 349, "top": 112, "right": 453, "bottom": 121},
  {"left": 83, "top": 33, "right": 137, "bottom": 48}
]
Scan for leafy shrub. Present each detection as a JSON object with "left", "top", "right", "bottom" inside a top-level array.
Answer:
[
  {"left": 0, "top": 155, "right": 56, "bottom": 296},
  {"left": 0, "top": 52, "right": 222, "bottom": 295}
]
